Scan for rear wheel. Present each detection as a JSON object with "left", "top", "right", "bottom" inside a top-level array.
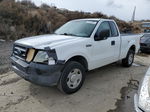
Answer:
[
  {"left": 58, "top": 61, "right": 85, "bottom": 94},
  {"left": 122, "top": 49, "right": 135, "bottom": 67}
]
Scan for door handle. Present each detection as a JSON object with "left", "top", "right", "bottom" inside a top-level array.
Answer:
[
  {"left": 86, "top": 44, "right": 92, "bottom": 47},
  {"left": 111, "top": 41, "right": 115, "bottom": 46}
]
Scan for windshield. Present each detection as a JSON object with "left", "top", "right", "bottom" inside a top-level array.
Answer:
[{"left": 55, "top": 20, "right": 98, "bottom": 37}]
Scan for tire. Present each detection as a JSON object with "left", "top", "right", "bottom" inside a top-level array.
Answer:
[
  {"left": 58, "top": 61, "right": 86, "bottom": 94},
  {"left": 122, "top": 49, "right": 135, "bottom": 67}
]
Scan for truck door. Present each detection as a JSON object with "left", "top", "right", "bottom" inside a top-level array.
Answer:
[
  {"left": 91, "top": 21, "right": 118, "bottom": 69},
  {"left": 109, "top": 21, "right": 121, "bottom": 61}
]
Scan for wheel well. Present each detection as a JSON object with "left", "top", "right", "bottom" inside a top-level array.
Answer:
[
  {"left": 130, "top": 45, "right": 136, "bottom": 52},
  {"left": 66, "top": 56, "right": 88, "bottom": 71}
]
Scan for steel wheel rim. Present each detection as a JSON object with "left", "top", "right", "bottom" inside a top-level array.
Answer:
[
  {"left": 67, "top": 68, "right": 82, "bottom": 89},
  {"left": 128, "top": 53, "right": 134, "bottom": 64}
]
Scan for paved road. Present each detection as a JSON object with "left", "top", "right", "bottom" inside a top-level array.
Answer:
[{"left": 0, "top": 54, "right": 149, "bottom": 112}]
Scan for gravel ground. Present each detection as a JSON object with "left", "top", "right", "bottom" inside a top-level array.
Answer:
[
  {"left": 0, "top": 54, "right": 149, "bottom": 112},
  {"left": 0, "top": 41, "right": 13, "bottom": 74}
]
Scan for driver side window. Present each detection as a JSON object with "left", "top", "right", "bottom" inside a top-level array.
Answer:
[{"left": 95, "top": 21, "right": 111, "bottom": 38}]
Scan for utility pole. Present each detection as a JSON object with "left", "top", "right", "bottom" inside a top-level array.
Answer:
[{"left": 131, "top": 6, "right": 136, "bottom": 22}]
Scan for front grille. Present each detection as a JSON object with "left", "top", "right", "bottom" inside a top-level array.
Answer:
[{"left": 13, "top": 44, "right": 28, "bottom": 60}]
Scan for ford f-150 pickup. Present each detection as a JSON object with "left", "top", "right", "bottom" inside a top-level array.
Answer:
[{"left": 11, "top": 19, "right": 143, "bottom": 94}]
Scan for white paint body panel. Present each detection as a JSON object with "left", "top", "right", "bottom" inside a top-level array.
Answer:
[{"left": 15, "top": 19, "right": 143, "bottom": 70}]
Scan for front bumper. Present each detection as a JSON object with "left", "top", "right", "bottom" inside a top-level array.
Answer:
[
  {"left": 134, "top": 94, "right": 145, "bottom": 112},
  {"left": 11, "top": 56, "right": 64, "bottom": 86}
]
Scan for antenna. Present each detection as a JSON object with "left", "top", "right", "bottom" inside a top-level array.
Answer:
[{"left": 131, "top": 6, "right": 136, "bottom": 22}]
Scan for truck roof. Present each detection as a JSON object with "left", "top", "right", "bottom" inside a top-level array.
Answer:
[{"left": 72, "top": 18, "right": 114, "bottom": 22}]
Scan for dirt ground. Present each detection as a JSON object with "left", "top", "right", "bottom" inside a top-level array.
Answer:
[
  {"left": 0, "top": 54, "right": 150, "bottom": 112},
  {"left": 0, "top": 41, "right": 13, "bottom": 74}
]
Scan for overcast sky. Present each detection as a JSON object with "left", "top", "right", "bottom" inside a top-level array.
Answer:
[{"left": 18, "top": 0, "right": 150, "bottom": 21}]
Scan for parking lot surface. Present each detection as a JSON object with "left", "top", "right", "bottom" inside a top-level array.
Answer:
[{"left": 0, "top": 54, "right": 150, "bottom": 112}]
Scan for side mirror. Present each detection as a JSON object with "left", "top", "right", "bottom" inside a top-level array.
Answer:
[{"left": 94, "top": 30, "right": 110, "bottom": 41}]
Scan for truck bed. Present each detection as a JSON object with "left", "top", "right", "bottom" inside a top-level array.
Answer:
[{"left": 121, "top": 33, "right": 143, "bottom": 37}]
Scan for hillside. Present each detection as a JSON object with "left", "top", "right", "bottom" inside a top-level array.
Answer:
[{"left": 0, "top": 0, "right": 141, "bottom": 40}]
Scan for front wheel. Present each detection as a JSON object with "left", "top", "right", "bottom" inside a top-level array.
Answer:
[
  {"left": 122, "top": 49, "right": 135, "bottom": 67},
  {"left": 58, "top": 61, "right": 85, "bottom": 94}
]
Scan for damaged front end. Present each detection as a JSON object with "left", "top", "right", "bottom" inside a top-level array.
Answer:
[{"left": 10, "top": 43, "right": 65, "bottom": 86}]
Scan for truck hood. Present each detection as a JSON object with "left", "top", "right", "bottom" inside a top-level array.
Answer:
[{"left": 15, "top": 34, "right": 85, "bottom": 49}]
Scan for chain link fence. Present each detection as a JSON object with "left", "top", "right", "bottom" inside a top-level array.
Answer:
[{"left": 0, "top": 41, "right": 13, "bottom": 74}]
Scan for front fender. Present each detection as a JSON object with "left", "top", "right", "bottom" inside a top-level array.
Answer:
[
  {"left": 56, "top": 47, "right": 91, "bottom": 69},
  {"left": 65, "top": 52, "right": 89, "bottom": 63}
]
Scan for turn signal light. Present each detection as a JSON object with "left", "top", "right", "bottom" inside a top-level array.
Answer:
[{"left": 26, "top": 48, "right": 35, "bottom": 62}]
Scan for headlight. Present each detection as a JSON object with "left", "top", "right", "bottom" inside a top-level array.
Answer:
[
  {"left": 33, "top": 51, "right": 56, "bottom": 65},
  {"left": 139, "top": 75, "right": 150, "bottom": 111}
]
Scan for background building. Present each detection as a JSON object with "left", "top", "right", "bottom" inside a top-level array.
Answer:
[{"left": 141, "top": 22, "right": 150, "bottom": 33}]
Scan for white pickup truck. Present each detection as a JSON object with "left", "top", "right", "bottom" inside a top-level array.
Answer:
[{"left": 11, "top": 19, "right": 142, "bottom": 94}]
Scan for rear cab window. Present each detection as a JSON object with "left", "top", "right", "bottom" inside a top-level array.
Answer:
[{"left": 109, "top": 21, "right": 119, "bottom": 37}]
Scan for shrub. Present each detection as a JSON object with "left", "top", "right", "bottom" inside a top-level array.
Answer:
[{"left": 0, "top": 0, "right": 143, "bottom": 40}]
